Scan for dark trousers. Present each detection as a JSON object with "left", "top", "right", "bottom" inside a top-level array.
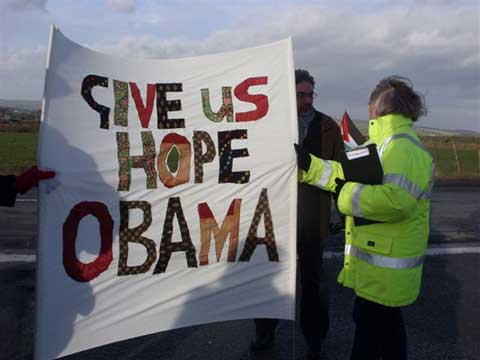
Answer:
[
  {"left": 254, "top": 232, "right": 329, "bottom": 352},
  {"left": 351, "top": 296, "right": 407, "bottom": 360}
]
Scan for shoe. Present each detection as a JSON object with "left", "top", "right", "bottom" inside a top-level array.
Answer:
[
  {"left": 305, "top": 349, "right": 322, "bottom": 360},
  {"left": 250, "top": 332, "right": 275, "bottom": 352}
]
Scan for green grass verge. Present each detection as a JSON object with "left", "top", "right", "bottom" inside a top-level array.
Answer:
[
  {"left": 426, "top": 144, "right": 479, "bottom": 178},
  {"left": 0, "top": 131, "right": 478, "bottom": 179},
  {"left": 0, "top": 132, "right": 38, "bottom": 175}
]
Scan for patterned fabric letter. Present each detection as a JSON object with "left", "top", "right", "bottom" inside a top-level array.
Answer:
[
  {"left": 81, "top": 75, "right": 110, "bottom": 129},
  {"left": 201, "top": 87, "right": 234, "bottom": 122},
  {"left": 113, "top": 80, "right": 129, "bottom": 127},
  {"left": 157, "top": 133, "right": 191, "bottom": 188},
  {"left": 153, "top": 197, "right": 198, "bottom": 273},
  {"left": 118, "top": 201, "right": 157, "bottom": 275},
  {"left": 198, "top": 199, "right": 242, "bottom": 266},
  {"left": 116, "top": 131, "right": 158, "bottom": 191},
  {"left": 218, "top": 130, "right": 250, "bottom": 184},
  {"left": 156, "top": 83, "right": 185, "bottom": 129},
  {"left": 193, "top": 131, "right": 216, "bottom": 183},
  {"left": 239, "top": 188, "right": 279, "bottom": 261}
]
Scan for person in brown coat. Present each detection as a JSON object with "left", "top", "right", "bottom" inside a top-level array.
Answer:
[{"left": 251, "top": 69, "right": 344, "bottom": 359}]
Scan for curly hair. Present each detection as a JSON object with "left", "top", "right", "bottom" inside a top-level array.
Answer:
[
  {"left": 295, "top": 69, "right": 315, "bottom": 87},
  {"left": 369, "top": 76, "right": 427, "bottom": 121}
]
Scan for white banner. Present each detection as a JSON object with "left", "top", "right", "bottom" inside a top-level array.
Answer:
[{"left": 36, "top": 26, "right": 297, "bottom": 359}]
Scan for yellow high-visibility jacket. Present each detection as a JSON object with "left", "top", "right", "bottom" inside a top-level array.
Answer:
[{"left": 300, "top": 113, "right": 434, "bottom": 306}]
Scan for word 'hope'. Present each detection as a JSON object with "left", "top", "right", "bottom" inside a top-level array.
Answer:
[{"left": 117, "top": 129, "right": 251, "bottom": 190}]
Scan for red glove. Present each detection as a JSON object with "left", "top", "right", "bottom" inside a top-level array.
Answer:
[{"left": 16, "top": 166, "right": 56, "bottom": 194}]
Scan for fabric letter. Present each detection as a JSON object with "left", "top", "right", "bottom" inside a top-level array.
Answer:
[
  {"left": 201, "top": 87, "right": 234, "bottom": 122},
  {"left": 198, "top": 199, "right": 242, "bottom": 266},
  {"left": 156, "top": 83, "right": 184, "bottom": 129},
  {"left": 239, "top": 188, "right": 279, "bottom": 261},
  {"left": 234, "top": 76, "right": 269, "bottom": 122},
  {"left": 193, "top": 131, "right": 216, "bottom": 183},
  {"left": 153, "top": 197, "right": 198, "bottom": 273},
  {"left": 113, "top": 80, "right": 129, "bottom": 127},
  {"left": 130, "top": 82, "right": 156, "bottom": 128},
  {"left": 157, "top": 133, "right": 191, "bottom": 188},
  {"left": 118, "top": 201, "right": 157, "bottom": 275},
  {"left": 63, "top": 201, "right": 114, "bottom": 282},
  {"left": 81, "top": 75, "right": 110, "bottom": 129},
  {"left": 218, "top": 130, "right": 250, "bottom": 184},
  {"left": 116, "top": 131, "right": 158, "bottom": 191}
]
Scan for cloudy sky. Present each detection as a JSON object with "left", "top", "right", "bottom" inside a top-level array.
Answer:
[{"left": 0, "top": 0, "right": 479, "bottom": 131}]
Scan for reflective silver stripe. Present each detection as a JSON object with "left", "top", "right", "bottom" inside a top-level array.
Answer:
[
  {"left": 383, "top": 173, "right": 424, "bottom": 199},
  {"left": 378, "top": 133, "right": 427, "bottom": 158},
  {"left": 422, "top": 185, "right": 433, "bottom": 200},
  {"left": 345, "top": 244, "right": 424, "bottom": 269},
  {"left": 351, "top": 184, "right": 365, "bottom": 217},
  {"left": 379, "top": 133, "right": 434, "bottom": 200},
  {"left": 421, "top": 163, "right": 435, "bottom": 199},
  {"left": 316, "top": 160, "right": 333, "bottom": 187}
]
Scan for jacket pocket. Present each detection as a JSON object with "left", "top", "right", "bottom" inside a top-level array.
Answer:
[{"left": 352, "top": 230, "right": 393, "bottom": 255}]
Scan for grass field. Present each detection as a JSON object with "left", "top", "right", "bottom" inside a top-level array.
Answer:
[
  {"left": 1, "top": 129, "right": 479, "bottom": 179},
  {"left": 423, "top": 137, "right": 480, "bottom": 178},
  {"left": 0, "top": 131, "right": 38, "bottom": 175}
]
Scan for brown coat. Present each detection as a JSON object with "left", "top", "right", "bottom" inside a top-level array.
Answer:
[{"left": 298, "top": 110, "right": 344, "bottom": 239}]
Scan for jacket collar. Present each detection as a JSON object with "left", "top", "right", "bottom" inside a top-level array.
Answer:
[
  {"left": 311, "top": 109, "right": 334, "bottom": 132},
  {"left": 368, "top": 113, "right": 413, "bottom": 144}
]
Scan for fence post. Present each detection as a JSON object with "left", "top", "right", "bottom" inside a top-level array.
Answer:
[
  {"left": 433, "top": 141, "right": 440, "bottom": 178},
  {"left": 478, "top": 137, "right": 480, "bottom": 177},
  {"left": 451, "top": 138, "right": 460, "bottom": 176}
]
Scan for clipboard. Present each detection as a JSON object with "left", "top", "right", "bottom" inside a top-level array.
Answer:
[{"left": 340, "top": 143, "right": 383, "bottom": 226}]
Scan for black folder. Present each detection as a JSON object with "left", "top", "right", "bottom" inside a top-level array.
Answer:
[{"left": 339, "top": 143, "right": 383, "bottom": 226}]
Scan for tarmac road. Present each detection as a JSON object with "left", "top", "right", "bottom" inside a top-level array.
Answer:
[{"left": 0, "top": 183, "right": 479, "bottom": 360}]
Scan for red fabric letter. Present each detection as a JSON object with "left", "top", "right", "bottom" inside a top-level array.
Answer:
[
  {"left": 234, "top": 76, "right": 269, "bottom": 122},
  {"left": 63, "top": 201, "right": 114, "bottom": 282},
  {"left": 130, "top": 82, "right": 156, "bottom": 128}
]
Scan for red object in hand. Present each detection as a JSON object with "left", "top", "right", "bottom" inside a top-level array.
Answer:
[{"left": 16, "top": 165, "right": 56, "bottom": 194}]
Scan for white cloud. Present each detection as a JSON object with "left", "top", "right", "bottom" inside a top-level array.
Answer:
[
  {"left": 1, "top": 0, "right": 48, "bottom": 12},
  {"left": 105, "top": 0, "right": 136, "bottom": 13},
  {"left": 0, "top": 0, "right": 478, "bottom": 131},
  {"left": 0, "top": 46, "right": 47, "bottom": 100},
  {"left": 91, "top": 3, "right": 478, "bottom": 91},
  {"left": 0, "top": 46, "right": 46, "bottom": 71}
]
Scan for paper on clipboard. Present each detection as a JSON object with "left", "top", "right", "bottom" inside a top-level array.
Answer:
[{"left": 346, "top": 147, "right": 370, "bottom": 160}]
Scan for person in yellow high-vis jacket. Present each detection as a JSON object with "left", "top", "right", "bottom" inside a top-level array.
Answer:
[{"left": 296, "top": 76, "right": 434, "bottom": 360}]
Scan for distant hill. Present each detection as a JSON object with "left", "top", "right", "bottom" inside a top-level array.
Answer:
[
  {"left": 0, "top": 99, "right": 40, "bottom": 124},
  {"left": 0, "top": 99, "right": 41, "bottom": 112},
  {"left": 347, "top": 119, "right": 479, "bottom": 138},
  {"left": 0, "top": 99, "right": 478, "bottom": 137},
  {"left": 414, "top": 126, "right": 480, "bottom": 137}
]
